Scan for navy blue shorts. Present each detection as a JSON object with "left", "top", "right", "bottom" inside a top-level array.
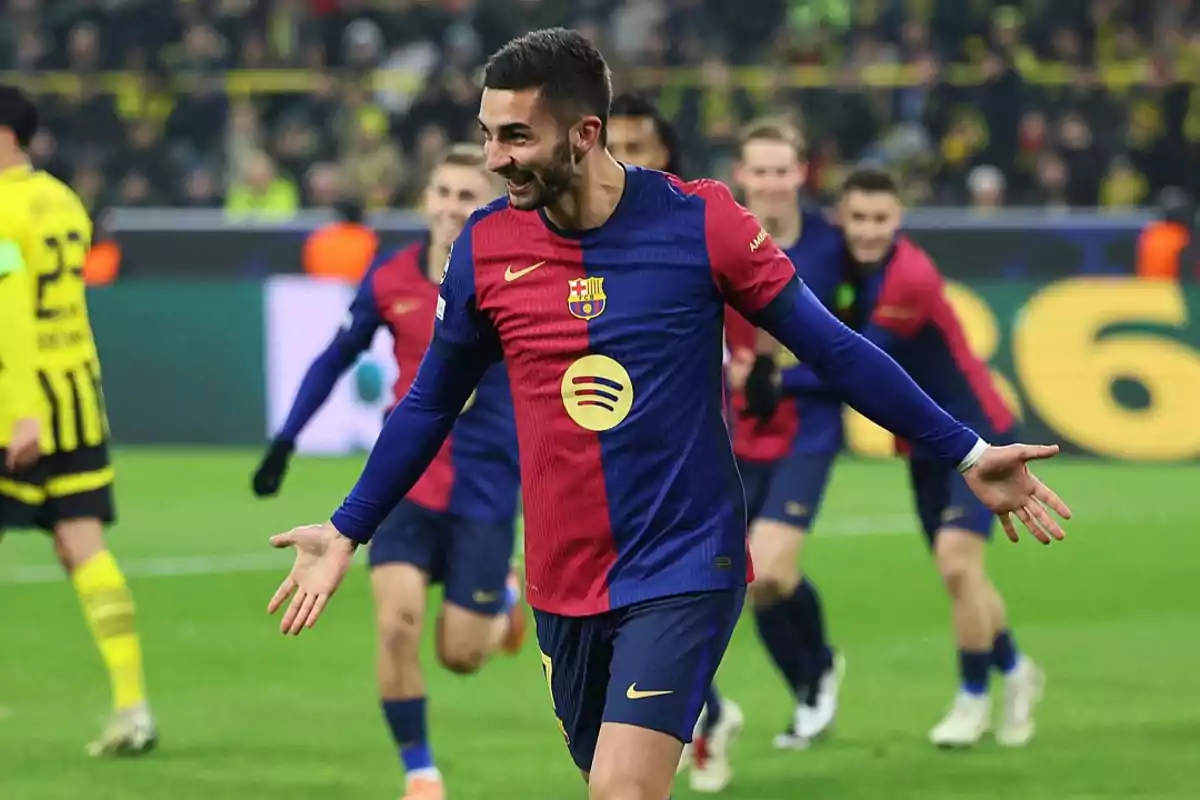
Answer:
[
  {"left": 368, "top": 499, "right": 515, "bottom": 615},
  {"left": 751, "top": 451, "right": 837, "bottom": 530},
  {"left": 907, "top": 428, "right": 1016, "bottom": 545},
  {"left": 533, "top": 588, "right": 745, "bottom": 772},
  {"left": 907, "top": 458, "right": 994, "bottom": 544}
]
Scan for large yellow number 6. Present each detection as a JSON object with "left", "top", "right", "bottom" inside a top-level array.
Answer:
[
  {"left": 539, "top": 651, "right": 569, "bottom": 743},
  {"left": 1014, "top": 278, "right": 1200, "bottom": 460}
]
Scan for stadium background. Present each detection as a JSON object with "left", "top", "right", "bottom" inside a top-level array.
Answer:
[{"left": 2, "top": 0, "right": 1199, "bottom": 798}]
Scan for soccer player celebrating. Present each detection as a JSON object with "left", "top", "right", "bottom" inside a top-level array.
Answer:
[
  {"left": 0, "top": 85, "right": 156, "bottom": 757},
  {"left": 725, "top": 118, "right": 846, "bottom": 748},
  {"left": 253, "top": 144, "right": 525, "bottom": 800},
  {"left": 265, "top": 30, "right": 1069, "bottom": 800},
  {"left": 780, "top": 167, "right": 1045, "bottom": 748},
  {"left": 607, "top": 90, "right": 742, "bottom": 794}
]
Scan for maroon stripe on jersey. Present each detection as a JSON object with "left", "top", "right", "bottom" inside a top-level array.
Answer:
[
  {"left": 372, "top": 241, "right": 454, "bottom": 513},
  {"left": 472, "top": 209, "right": 620, "bottom": 614},
  {"left": 926, "top": 296, "right": 1015, "bottom": 434}
]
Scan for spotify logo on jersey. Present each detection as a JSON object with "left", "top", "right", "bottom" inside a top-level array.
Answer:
[{"left": 561, "top": 355, "right": 634, "bottom": 431}]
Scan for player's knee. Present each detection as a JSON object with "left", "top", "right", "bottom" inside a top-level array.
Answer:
[
  {"left": 435, "top": 638, "right": 487, "bottom": 675},
  {"left": 375, "top": 602, "right": 424, "bottom": 657},
  {"left": 748, "top": 520, "right": 804, "bottom": 607},
  {"left": 934, "top": 528, "right": 987, "bottom": 597},
  {"left": 53, "top": 517, "right": 106, "bottom": 572}
]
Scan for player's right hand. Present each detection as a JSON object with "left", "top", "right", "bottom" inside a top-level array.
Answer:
[
  {"left": 252, "top": 439, "right": 295, "bottom": 497},
  {"left": 267, "top": 522, "right": 357, "bottom": 635},
  {"left": 6, "top": 418, "right": 41, "bottom": 472}
]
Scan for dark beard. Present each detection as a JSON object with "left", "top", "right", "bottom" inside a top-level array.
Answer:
[{"left": 506, "top": 138, "right": 576, "bottom": 211}]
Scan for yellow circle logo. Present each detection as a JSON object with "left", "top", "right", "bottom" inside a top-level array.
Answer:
[{"left": 561, "top": 355, "right": 634, "bottom": 431}]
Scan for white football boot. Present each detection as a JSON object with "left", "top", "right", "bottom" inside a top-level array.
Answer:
[
  {"left": 686, "top": 698, "right": 744, "bottom": 793},
  {"left": 929, "top": 692, "right": 991, "bottom": 748},
  {"left": 996, "top": 658, "right": 1045, "bottom": 747}
]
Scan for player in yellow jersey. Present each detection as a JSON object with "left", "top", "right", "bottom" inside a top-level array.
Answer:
[{"left": 0, "top": 86, "right": 156, "bottom": 757}]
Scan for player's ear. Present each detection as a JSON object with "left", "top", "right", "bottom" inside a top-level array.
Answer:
[{"left": 575, "top": 116, "right": 603, "bottom": 153}]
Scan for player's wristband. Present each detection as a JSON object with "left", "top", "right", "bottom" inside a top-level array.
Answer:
[{"left": 957, "top": 437, "right": 990, "bottom": 473}]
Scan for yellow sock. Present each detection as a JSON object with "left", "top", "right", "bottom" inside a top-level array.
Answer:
[{"left": 72, "top": 550, "right": 147, "bottom": 711}]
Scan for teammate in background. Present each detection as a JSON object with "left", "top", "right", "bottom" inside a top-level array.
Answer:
[
  {"left": 780, "top": 167, "right": 1045, "bottom": 748},
  {"left": 608, "top": 94, "right": 684, "bottom": 177},
  {"left": 0, "top": 85, "right": 155, "bottom": 757},
  {"left": 725, "top": 118, "right": 845, "bottom": 748},
  {"left": 607, "top": 90, "right": 742, "bottom": 794},
  {"left": 252, "top": 144, "right": 525, "bottom": 800},
  {"left": 265, "top": 30, "right": 1069, "bottom": 800}
]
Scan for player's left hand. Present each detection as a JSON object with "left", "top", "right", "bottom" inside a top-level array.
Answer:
[
  {"left": 267, "top": 522, "right": 357, "bottom": 635},
  {"left": 741, "top": 354, "right": 781, "bottom": 424},
  {"left": 963, "top": 444, "right": 1072, "bottom": 544},
  {"left": 6, "top": 418, "right": 41, "bottom": 472}
]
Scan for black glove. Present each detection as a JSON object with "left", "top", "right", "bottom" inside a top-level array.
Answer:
[
  {"left": 741, "top": 355, "right": 781, "bottom": 424},
  {"left": 252, "top": 439, "right": 295, "bottom": 497}
]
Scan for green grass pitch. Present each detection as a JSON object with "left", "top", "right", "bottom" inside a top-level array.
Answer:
[{"left": 2, "top": 450, "right": 1198, "bottom": 799}]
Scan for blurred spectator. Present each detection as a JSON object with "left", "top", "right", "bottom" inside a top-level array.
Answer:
[
  {"left": 2, "top": 0, "right": 1199, "bottom": 210},
  {"left": 1136, "top": 188, "right": 1193, "bottom": 280},
  {"left": 226, "top": 150, "right": 300, "bottom": 219},
  {"left": 967, "top": 165, "right": 1006, "bottom": 211}
]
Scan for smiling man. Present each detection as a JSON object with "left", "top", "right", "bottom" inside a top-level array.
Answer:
[{"left": 263, "top": 29, "right": 1071, "bottom": 800}]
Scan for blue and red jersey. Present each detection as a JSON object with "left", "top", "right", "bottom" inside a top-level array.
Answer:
[
  {"left": 864, "top": 236, "right": 1015, "bottom": 444},
  {"left": 783, "top": 235, "right": 1015, "bottom": 447},
  {"left": 727, "top": 207, "right": 846, "bottom": 462},
  {"left": 276, "top": 240, "right": 519, "bottom": 523},
  {"left": 333, "top": 167, "right": 982, "bottom": 618}
]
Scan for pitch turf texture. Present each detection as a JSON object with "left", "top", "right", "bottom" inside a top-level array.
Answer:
[{"left": 2, "top": 451, "right": 1197, "bottom": 799}]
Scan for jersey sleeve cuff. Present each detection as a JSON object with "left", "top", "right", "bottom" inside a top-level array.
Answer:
[{"left": 957, "top": 437, "right": 990, "bottom": 473}]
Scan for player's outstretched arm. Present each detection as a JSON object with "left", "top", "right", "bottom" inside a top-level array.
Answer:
[
  {"left": 702, "top": 181, "right": 1070, "bottom": 544},
  {"left": 267, "top": 344, "right": 490, "bottom": 634},
  {"left": 266, "top": 218, "right": 499, "bottom": 635},
  {"left": 757, "top": 282, "right": 1070, "bottom": 542},
  {"left": 0, "top": 239, "right": 42, "bottom": 470},
  {"left": 252, "top": 276, "right": 383, "bottom": 497}
]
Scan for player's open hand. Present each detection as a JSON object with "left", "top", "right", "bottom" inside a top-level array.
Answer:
[
  {"left": 267, "top": 522, "right": 357, "bottom": 635},
  {"left": 963, "top": 444, "right": 1073, "bottom": 544}
]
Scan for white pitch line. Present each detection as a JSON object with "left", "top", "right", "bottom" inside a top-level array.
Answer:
[{"left": 0, "top": 514, "right": 920, "bottom": 586}]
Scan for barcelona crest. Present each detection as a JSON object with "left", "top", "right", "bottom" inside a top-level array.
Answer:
[{"left": 567, "top": 277, "right": 607, "bottom": 321}]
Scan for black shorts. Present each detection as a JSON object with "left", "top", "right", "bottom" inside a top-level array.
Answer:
[
  {"left": 0, "top": 442, "right": 116, "bottom": 533},
  {"left": 534, "top": 588, "right": 745, "bottom": 771}
]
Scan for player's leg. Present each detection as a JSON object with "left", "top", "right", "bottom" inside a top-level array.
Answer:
[
  {"left": 370, "top": 501, "right": 443, "bottom": 799},
  {"left": 532, "top": 609, "right": 613, "bottom": 786},
  {"left": 747, "top": 454, "right": 841, "bottom": 748},
  {"left": 914, "top": 460, "right": 1044, "bottom": 748},
  {"left": 435, "top": 515, "right": 525, "bottom": 673},
  {"left": 939, "top": 473, "right": 1043, "bottom": 748},
  {"left": 41, "top": 444, "right": 155, "bottom": 758},
  {"left": 590, "top": 588, "right": 745, "bottom": 800}
]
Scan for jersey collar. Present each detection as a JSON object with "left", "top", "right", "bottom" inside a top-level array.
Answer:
[{"left": 0, "top": 163, "right": 34, "bottom": 183}]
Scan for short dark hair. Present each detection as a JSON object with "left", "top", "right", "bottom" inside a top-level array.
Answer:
[
  {"left": 483, "top": 28, "right": 612, "bottom": 132},
  {"left": 0, "top": 85, "right": 39, "bottom": 149},
  {"left": 840, "top": 166, "right": 900, "bottom": 196},
  {"left": 609, "top": 93, "right": 683, "bottom": 176}
]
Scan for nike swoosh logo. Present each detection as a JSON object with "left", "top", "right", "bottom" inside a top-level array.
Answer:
[
  {"left": 472, "top": 590, "right": 502, "bottom": 604},
  {"left": 505, "top": 261, "right": 546, "bottom": 282},
  {"left": 626, "top": 683, "right": 673, "bottom": 700}
]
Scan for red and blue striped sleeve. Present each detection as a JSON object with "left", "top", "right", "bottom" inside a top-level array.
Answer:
[
  {"left": 274, "top": 261, "right": 386, "bottom": 442},
  {"left": 330, "top": 216, "right": 501, "bottom": 543},
  {"left": 698, "top": 181, "right": 981, "bottom": 466}
]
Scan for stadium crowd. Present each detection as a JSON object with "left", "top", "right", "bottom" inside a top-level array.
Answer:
[{"left": 3, "top": 0, "right": 1199, "bottom": 213}]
